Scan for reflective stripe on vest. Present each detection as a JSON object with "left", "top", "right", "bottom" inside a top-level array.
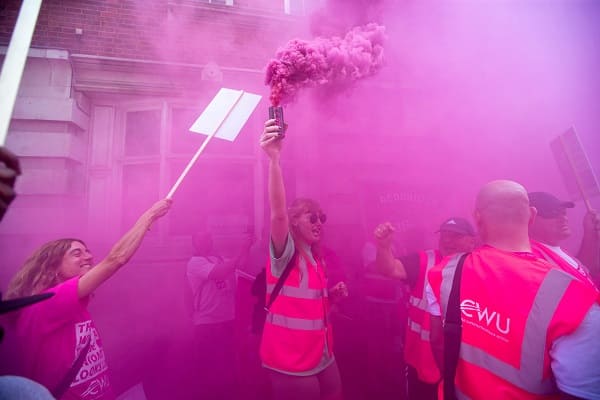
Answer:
[
  {"left": 265, "top": 312, "right": 325, "bottom": 331},
  {"left": 408, "top": 249, "right": 437, "bottom": 314},
  {"left": 266, "top": 284, "right": 325, "bottom": 300},
  {"left": 440, "top": 253, "right": 465, "bottom": 321},
  {"left": 405, "top": 249, "right": 441, "bottom": 383},
  {"left": 409, "top": 320, "right": 430, "bottom": 341},
  {"left": 409, "top": 290, "right": 431, "bottom": 312},
  {"left": 440, "top": 254, "right": 573, "bottom": 395}
]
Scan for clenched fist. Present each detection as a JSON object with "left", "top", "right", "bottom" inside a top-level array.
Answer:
[{"left": 374, "top": 222, "right": 395, "bottom": 248}]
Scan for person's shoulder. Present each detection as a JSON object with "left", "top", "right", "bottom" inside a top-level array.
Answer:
[
  {"left": 187, "top": 256, "right": 211, "bottom": 265},
  {"left": 271, "top": 233, "right": 295, "bottom": 261},
  {"left": 186, "top": 256, "right": 216, "bottom": 272},
  {"left": 16, "top": 277, "right": 85, "bottom": 327},
  {"left": 40, "top": 276, "right": 80, "bottom": 303},
  {"left": 0, "top": 376, "right": 55, "bottom": 399}
]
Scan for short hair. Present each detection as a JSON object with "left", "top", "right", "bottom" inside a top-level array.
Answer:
[{"left": 192, "top": 232, "right": 213, "bottom": 255}]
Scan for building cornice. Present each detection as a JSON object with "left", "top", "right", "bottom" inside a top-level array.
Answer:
[{"left": 69, "top": 53, "right": 262, "bottom": 96}]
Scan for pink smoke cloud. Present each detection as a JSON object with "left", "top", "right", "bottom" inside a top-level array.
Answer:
[{"left": 265, "top": 23, "right": 386, "bottom": 106}]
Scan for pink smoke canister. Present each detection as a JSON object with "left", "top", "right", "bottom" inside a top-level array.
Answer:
[{"left": 265, "top": 23, "right": 386, "bottom": 106}]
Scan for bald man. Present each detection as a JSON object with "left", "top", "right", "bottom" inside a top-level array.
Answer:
[{"left": 426, "top": 180, "right": 600, "bottom": 400}]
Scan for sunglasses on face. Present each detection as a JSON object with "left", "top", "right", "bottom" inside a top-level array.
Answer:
[
  {"left": 308, "top": 213, "right": 327, "bottom": 224},
  {"left": 539, "top": 208, "right": 567, "bottom": 219}
]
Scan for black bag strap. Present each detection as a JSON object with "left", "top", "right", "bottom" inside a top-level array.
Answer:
[
  {"left": 53, "top": 339, "right": 92, "bottom": 399},
  {"left": 265, "top": 252, "right": 297, "bottom": 311},
  {"left": 443, "top": 252, "right": 469, "bottom": 400}
]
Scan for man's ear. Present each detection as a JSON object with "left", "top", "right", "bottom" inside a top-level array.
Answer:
[
  {"left": 473, "top": 210, "right": 481, "bottom": 226},
  {"left": 468, "top": 236, "right": 477, "bottom": 249},
  {"left": 529, "top": 206, "right": 538, "bottom": 226}
]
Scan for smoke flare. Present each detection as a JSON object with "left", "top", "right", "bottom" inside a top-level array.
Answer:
[{"left": 265, "top": 23, "right": 386, "bottom": 106}]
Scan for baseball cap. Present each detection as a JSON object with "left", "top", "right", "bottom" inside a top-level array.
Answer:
[
  {"left": 436, "top": 217, "right": 476, "bottom": 236},
  {"left": 0, "top": 292, "right": 54, "bottom": 315},
  {"left": 528, "top": 192, "right": 574, "bottom": 218}
]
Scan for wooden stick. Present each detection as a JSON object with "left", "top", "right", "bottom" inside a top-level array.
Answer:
[
  {"left": 0, "top": 0, "right": 43, "bottom": 145},
  {"left": 166, "top": 90, "right": 245, "bottom": 199},
  {"left": 558, "top": 129, "right": 593, "bottom": 212}
]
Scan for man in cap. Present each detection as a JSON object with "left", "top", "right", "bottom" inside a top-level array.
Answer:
[
  {"left": 427, "top": 180, "right": 600, "bottom": 399},
  {"left": 374, "top": 217, "right": 476, "bottom": 400},
  {"left": 528, "top": 191, "right": 599, "bottom": 287}
]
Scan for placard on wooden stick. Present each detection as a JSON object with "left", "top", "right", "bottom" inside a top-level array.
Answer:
[
  {"left": 189, "top": 88, "right": 262, "bottom": 140},
  {"left": 166, "top": 88, "right": 262, "bottom": 199},
  {"left": 550, "top": 126, "right": 599, "bottom": 210}
]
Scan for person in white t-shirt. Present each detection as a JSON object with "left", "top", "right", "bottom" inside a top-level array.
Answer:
[{"left": 186, "top": 232, "right": 249, "bottom": 400}]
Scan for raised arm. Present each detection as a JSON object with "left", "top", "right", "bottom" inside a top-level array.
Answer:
[
  {"left": 260, "top": 119, "right": 288, "bottom": 258},
  {"left": 208, "top": 236, "right": 253, "bottom": 280},
  {"left": 78, "top": 198, "right": 172, "bottom": 298},
  {"left": 374, "top": 222, "right": 408, "bottom": 279}
]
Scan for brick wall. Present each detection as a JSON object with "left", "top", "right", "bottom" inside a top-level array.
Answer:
[{"left": 0, "top": 0, "right": 305, "bottom": 68}]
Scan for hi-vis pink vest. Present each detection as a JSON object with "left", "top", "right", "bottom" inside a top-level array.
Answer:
[
  {"left": 530, "top": 240, "right": 599, "bottom": 293},
  {"left": 260, "top": 250, "right": 333, "bottom": 373},
  {"left": 429, "top": 246, "right": 598, "bottom": 399},
  {"left": 405, "top": 249, "right": 442, "bottom": 383}
]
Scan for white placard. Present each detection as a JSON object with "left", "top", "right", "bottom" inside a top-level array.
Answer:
[{"left": 189, "top": 88, "right": 262, "bottom": 141}]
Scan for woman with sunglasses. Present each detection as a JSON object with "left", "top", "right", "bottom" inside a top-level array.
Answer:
[
  {"left": 259, "top": 119, "right": 347, "bottom": 400},
  {"left": 5, "top": 198, "right": 171, "bottom": 399}
]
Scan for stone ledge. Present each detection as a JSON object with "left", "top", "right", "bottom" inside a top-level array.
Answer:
[
  {"left": 12, "top": 97, "right": 89, "bottom": 130},
  {"left": 70, "top": 53, "right": 262, "bottom": 96},
  {"left": 7, "top": 131, "right": 87, "bottom": 160}
]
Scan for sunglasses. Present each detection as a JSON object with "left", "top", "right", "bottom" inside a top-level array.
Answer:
[
  {"left": 538, "top": 208, "right": 567, "bottom": 219},
  {"left": 308, "top": 213, "right": 327, "bottom": 224}
]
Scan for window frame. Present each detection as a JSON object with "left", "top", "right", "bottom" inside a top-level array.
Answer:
[{"left": 111, "top": 99, "right": 263, "bottom": 248}]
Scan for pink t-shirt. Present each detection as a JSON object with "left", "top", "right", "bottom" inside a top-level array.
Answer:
[{"left": 16, "top": 277, "right": 114, "bottom": 400}]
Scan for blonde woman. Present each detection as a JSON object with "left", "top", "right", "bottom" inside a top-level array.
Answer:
[
  {"left": 259, "top": 119, "right": 347, "bottom": 400},
  {"left": 6, "top": 199, "right": 171, "bottom": 399}
]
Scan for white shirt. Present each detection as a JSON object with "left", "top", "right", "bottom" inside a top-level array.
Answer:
[
  {"left": 186, "top": 255, "right": 236, "bottom": 325},
  {"left": 551, "top": 304, "right": 600, "bottom": 399},
  {"left": 540, "top": 243, "right": 578, "bottom": 267},
  {"left": 425, "top": 281, "right": 441, "bottom": 317},
  {"left": 539, "top": 242, "right": 593, "bottom": 281}
]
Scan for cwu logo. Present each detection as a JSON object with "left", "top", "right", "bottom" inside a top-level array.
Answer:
[{"left": 460, "top": 299, "right": 511, "bottom": 335}]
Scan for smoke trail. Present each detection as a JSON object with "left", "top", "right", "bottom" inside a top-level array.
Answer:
[{"left": 265, "top": 23, "right": 386, "bottom": 106}]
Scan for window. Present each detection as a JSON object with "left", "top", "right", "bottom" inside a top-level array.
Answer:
[
  {"left": 117, "top": 101, "right": 258, "bottom": 239},
  {"left": 120, "top": 106, "right": 163, "bottom": 232},
  {"left": 284, "top": 0, "right": 321, "bottom": 15},
  {"left": 121, "top": 163, "right": 160, "bottom": 231},
  {"left": 167, "top": 159, "right": 254, "bottom": 236},
  {"left": 200, "top": 0, "right": 234, "bottom": 5},
  {"left": 170, "top": 107, "right": 204, "bottom": 155},
  {"left": 124, "top": 110, "right": 161, "bottom": 156}
]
